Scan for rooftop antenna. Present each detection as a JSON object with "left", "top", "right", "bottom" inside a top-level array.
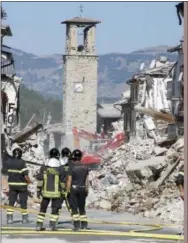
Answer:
[{"left": 79, "top": 4, "right": 84, "bottom": 17}]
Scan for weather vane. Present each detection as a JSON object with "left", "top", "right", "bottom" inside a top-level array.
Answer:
[{"left": 79, "top": 4, "right": 84, "bottom": 17}]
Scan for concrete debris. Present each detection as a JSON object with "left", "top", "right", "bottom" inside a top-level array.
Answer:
[
  {"left": 87, "top": 135, "right": 184, "bottom": 224},
  {"left": 12, "top": 123, "right": 43, "bottom": 143}
]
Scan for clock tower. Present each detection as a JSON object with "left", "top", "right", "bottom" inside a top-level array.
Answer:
[{"left": 61, "top": 15, "right": 101, "bottom": 148}]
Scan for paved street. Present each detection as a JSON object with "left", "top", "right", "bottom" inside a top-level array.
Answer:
[{"left": 1, "top": 207, "right": 184, "bottom": 243}]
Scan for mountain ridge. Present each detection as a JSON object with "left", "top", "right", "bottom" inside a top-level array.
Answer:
[{"left": 12, "top": 45, "right": 177, "bottom": 100}]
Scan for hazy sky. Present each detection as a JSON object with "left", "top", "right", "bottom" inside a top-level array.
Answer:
[{"left": 3, "top": 1, "right": 183, "bottom": 56}]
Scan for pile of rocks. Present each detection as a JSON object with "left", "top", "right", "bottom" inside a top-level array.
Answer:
[{"left": 87, "top": 136, "right": 184, "bottom": 224}]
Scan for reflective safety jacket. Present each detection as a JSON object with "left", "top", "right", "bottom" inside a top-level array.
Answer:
[
  {"left": 176, "top": 171, "right": 184, "bottom": 187},
  {"left": 37, "top": 165, "right": 65, "bottom": 198},
  {"left": 1, "top": 157, "right": 29, "bottom": 188}
]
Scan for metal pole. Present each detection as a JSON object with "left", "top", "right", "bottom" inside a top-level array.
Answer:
[{"left": 184, "top": 2, "right": 188, "bottom": 243}]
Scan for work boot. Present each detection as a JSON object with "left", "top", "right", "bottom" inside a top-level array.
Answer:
[
  {"left": 22, "top": 214, "right": 29, "bottom": 224},
  {"left": 36, "top": 222, "right": 43, "bottom": 231},
  {"left": 81, "top": 221, "right": 88, "bottom": 229},
  {"left": 49, "top": 221, "right": 58, "bottom": 231},
  {"left": 73, "top": 220, "right": 80, "bottom": 231},
  {"left": 7, "top": 214, "right": 13, "bottom": 224}
]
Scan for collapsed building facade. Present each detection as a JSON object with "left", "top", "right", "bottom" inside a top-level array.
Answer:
[
  {"left": 1, "top": 8, "right": 21, "bottom": 154},
  {"left": 114, "top": 53, "right": 184, "bottom": 143},
  {"left": 1, "top": 8, "right": 45, "bottom": 170}
]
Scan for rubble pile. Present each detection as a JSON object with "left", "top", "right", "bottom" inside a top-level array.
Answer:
[{"left": 87, "top": 136, "right": 184, "bottom": 224}]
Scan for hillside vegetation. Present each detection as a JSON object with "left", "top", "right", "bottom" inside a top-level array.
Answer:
[
  {"left": 19, "top": 85, "right": 62, "bottom": 128},
  {"left": 13, "top": 46, "right": 177, "bottom": 99}
]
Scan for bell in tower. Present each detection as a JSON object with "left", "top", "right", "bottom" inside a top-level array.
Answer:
[{"left": 61, "top": 10, "right": 101, "bottom": 150}]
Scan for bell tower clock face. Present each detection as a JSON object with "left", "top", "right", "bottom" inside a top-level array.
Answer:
[{"left": 74, "top": 82, "right": 84, "bottom": 93}]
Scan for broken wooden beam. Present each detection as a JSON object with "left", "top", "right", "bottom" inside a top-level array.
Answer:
[
  {"left": 154, "top": 157, "right": 181, "bottom": 188},
  {"left": 12, "top": 123, "right": 43, "bottom": 143},
  {"left": 134, "top": 105, "right": 176, "bottom": 123}
]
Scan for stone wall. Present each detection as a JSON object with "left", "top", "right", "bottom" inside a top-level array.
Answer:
[{"left": 63, "top": 55, "right": 98, "bottom": 135}]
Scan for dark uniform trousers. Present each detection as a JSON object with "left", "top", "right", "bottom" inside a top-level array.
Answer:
[
  {"left": 69, "top": 186, "right": 87, "bottom": 226},
  {"left": 37, "top": 197, "right": 60, "bottom": 224},
  {"left": 8, "top": 186, "right": 28, "bottom": 217}
]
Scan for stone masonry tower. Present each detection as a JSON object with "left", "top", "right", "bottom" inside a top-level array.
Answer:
[{"left": 61, "top": 15, "right": 101, "bottom": 147}]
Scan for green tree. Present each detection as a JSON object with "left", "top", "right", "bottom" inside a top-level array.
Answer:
[{"left": 19, "top": 85, "right": 62, "bottom": 128}]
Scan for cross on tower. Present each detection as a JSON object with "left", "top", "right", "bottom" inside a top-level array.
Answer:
[{"left": 79, "top": 4, "right": 84, "bottom": 17}]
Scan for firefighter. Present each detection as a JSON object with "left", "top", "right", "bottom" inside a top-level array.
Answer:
[
  {"left": 35, "top": 148, "right": 64, "bottom": 231},
  {"left": 59, "top": 147, "right": 72, "bottom": 215},
  {"left": 176, "top": 167, "right": 184, "bottom": 201},
  {"left": 60, "top": 147, "right": 71, "bottom": 166},
  {"left": 176, "top": 166, "right": 184, "bottom": 235},
  {"left": 66, "top": 149, "right": 89, "bottom": 231},
  {"left": 1, "top": 147, "right": 31, "bottom": 224}
]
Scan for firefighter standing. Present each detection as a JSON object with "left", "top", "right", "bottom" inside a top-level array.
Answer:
[
  {"left": 59, "top": 147, "right": 72, "bottom": 215},
  {"left": 176, "top": 166, "right": 184, "bottom": 235},
  {"left": 1, "top": 147, "right": 31, "bottom": 224},
  {"left": 35, "top": 148, "right": 64, "bottom": 231},
  {"left": 66, "top": 149, "right": 89, "bottom": 231},
  {"left": 176, "top": 167, "right": 184, "bottom": 201}
]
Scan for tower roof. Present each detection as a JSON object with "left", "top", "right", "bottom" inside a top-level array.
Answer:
[{"left": 61, "top": 17, "right": 101, "bottom": 25}]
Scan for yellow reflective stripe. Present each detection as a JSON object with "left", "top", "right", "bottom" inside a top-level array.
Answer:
[
  {"left": 22, "top": 212, "right": 28, "bottom": 215},
  {"left": 8, "top": 182, "right": 27, "bottom": 185},
  {"left": 50, "top": 218, "right": 57, "bottom": 222},
  {"left": 37, "top": 216, "right": 45, "bottom": 220},
  {"left": 37, "top": 219, "right": 44, "bottom": 223},
  {"left": 38, "top": 214, "right": 45, "bottom": 219},
  {"left": 80, "top": 218, "right": 87, "bottom": 221},
  {"left": 80, "top": 215, "right": 87, "bottom": 221},
  {"left": 21, "top": 168, "right": 28, "bottom": 173},
  {"left": 37, "top": 214, "right": 45, "bottom": 222},
  {"left": 72, "top": 214, "right": 79, "bottom": 221},
  {"left": 7, "top": 212, "right": 13, "bottom": 215},
  {"left": 50, "top": 214, "right": 59, "bottom": 222},
  {"left": 8, "top": 170, "right": 22, "bottom": 173},
  {"left": 50, "top": 214, "right": 59, "bottom": 219},
  {"left": 179, "top": 172, "right": 184, "bottom": 176},
  {"left": 7, "top": 209, "right": 14, "bottom": 214},
  {"left": 80, "top": 215, "right": 87, "bottom": 218},
  {"left": 7, "top": 209, "right": 14, "bottom": 212},
  {"left": 55, "top": 174, "right": 58, "bottom": 194},
  {"left": 42, "top": 192, "right": 60, "bottom": 198},
  {"left": 44, "top": 173, "right": 47, "bottom": 193}
]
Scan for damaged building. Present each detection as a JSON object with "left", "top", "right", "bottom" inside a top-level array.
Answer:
[
  {"left": 1, "top": 7, "right": 21, "bottom": 157},
  {"left": 1, "top": 9, "right": 21, "bottom": 137},
  {"left": 1, "top": 8, "right": 44, "bottom": 164},
  {"left": 167, "top": 41, "right": 184, "bottom": 125},
  {"left": 114, "top": 56, "right": 177, "bottom": 142}
]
